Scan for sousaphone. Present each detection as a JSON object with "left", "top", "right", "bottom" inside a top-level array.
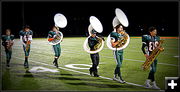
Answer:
[
  {"left": 83, "top": 16, "right": 104, "bottom": 54},
  {"left": 48, "top": 13, "right": 67, "bottom": 45},
  {"left": 107, "top": 8, "right": 130, "bottom": 50}
]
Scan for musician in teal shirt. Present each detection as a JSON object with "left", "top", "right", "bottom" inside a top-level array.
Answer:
[
  {"left": 2, "top": 29, "right": 14, "bottom": 67},
  {"left": 19, "top": 25, "right": 33, "bottom": 68}
]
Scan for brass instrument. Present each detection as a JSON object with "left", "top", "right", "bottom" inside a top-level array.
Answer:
[
  {"left": 142, "top": 40, "right": 164, "bottom": 70},
  {"left": 116, "top": 31, "right": 128, "bottom": 48},
  {"left": 93, "top": 37, "right": 103, "bottom": 51}
]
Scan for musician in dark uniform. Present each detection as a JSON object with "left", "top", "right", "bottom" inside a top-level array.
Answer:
[{"left": 88, "top": 29, "right": 100, "bottom": 77}]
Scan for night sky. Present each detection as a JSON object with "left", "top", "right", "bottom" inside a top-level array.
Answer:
[{"left": 2, "top": 1, "right": 179, "bottom": 38}]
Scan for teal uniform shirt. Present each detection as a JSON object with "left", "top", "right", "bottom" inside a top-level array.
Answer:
[
  {"left": 142, "top": 35, "right": 160, "bottom": 55},
  {"left": 48, "top": 31, "right": 62, "bottom": 57},
  {"left": 2, "top": 35, "right": 14, "bottom": 41},
  {"left": 48, "top": 31, "right": 56, "bottom": 38},
  {"left": 19, "top": 30, "right": 33, "bottom": 43},
  {"left": 2, "top": 35, "right": 14, "bottom": 47}
]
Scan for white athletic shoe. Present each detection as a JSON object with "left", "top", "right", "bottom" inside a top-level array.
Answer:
[
  {"left": 145, "top": 79, "right": 152, "bottom": 88},
  {"left": 118, "top": 77, "right": 126, "bottom": 83},
  {"left": 152, "top": 81, "right": 160, "bottom": 89},
  {"left": 113, "top": 77, "right": 126, "bottom": 83}
]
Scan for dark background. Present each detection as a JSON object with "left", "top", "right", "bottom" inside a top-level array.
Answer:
[{"left": 1, "top": 1, "right": 179, "bottom": 38}]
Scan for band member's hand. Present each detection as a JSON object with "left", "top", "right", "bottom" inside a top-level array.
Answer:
[
  {"left": 48, "top": 38, "right": 54, "bottom": 41},
  {"left": 144, "top": 54, "right": 149, "bottom": 59},
  {"left": 120, "top": 30, "right": 125, "bottom": 35},
  {"left": 27, "top": 40, "right": 31, "bottom": 45}
]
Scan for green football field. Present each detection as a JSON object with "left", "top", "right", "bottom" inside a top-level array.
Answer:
[{"left": 1, "top": 37, "right": 179, "bottom": 91}]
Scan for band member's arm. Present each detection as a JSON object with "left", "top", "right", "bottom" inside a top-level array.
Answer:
[
  {"left": 111, "top": 40, "right": 119, "bottom": 48},
  {"left": 19, "top": 31, "right": 26, "bottom": 46},
  {"left": 48, "top": 32, "right": 54, "bottom": 41},
  {"left": 111, "top": 37, "right": 123, "bottom": 48},
  {"left": 10, "top": 35, "right": 15, "bottom": 46},
  {"left": 20, "top": 36, "right": 26, "bottom": 46},
  {"left": 141, "top": 35, "right": 149, "bottom": 58},
  {"left": 28, "top": 35, "right": 32, "bottom": 41},
  {"left": 28, "top": 30, "right": 33, "bottom": 42},
  {"left": 1, "top": 35, "right": 6, "bottom": 46}
]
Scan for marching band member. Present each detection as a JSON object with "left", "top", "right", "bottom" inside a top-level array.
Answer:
[
  {"left": 48, "top": 26, "right": 62, "bottom": 68},
  {"left": 19, "top": 25, "right": 33, "bottom": 69},
  {"left": 107, "top": 8, "right": 130, "bottom": 83},
  {"left": 83, "top": 16, "right": 104, "bottom": 77},
  {"left": 88, "top": 30, "right": 101, "bottom": 77},
  {"left": 2, "top": 29, "right": 14, "bottom": 68},
  {"left": 141, "top": 27, "right": 160, "bottom": 89},
  {"left": 111, "top": 24, "right": 126, "bottom": 83},
  {"left": 48, "top": 13, "right": 67, "bottom": 68}
]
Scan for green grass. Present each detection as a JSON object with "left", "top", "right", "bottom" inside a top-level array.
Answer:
[{"left": 1, "top": 37, "right": 179, "bottom": 91}]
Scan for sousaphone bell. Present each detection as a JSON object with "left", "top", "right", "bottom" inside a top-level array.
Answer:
[
  {"left": 48, "top": 13, "right": 67, "bottom": 45},
  {"left": 107, "top": 8, "right": 130, "bottom": 51},
  {"left": 83, "top": 16, "right": 104, "bottom": 54}
]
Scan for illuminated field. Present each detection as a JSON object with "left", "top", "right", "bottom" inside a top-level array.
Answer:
[{"left": 1, "top": 37, "right": 178, "bottom": 91}]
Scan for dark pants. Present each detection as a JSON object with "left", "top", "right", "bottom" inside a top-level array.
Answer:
[
  {"left": 90, "top": 53, "right": 99, "bottom": 74},
  {"left": 5, "top": 48, "right": 12, "bottom": 65},
  {"left": 148, "top": 59, "right": 158, "bottom": 81}
]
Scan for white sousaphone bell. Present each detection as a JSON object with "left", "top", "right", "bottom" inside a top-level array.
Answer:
[
  {"left": 48, "top": 13, "right": 67, "bottom": 45},
  {"left": 83, "top": 16, "right": 104, "bottom": 54},
  {"left": 107, "top": 8, "right": 130, "bottom": 50}
]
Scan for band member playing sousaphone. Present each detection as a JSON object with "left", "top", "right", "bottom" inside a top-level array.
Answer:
[
  {"left": 83, "top": 16, "right": 104, "bottom": 77},
  {"left": 19, "top": 25, "right": 33, "bottom": 69},
  {"left": 2, "top": 29, "right": 14, "bottom": 68},
  {"left": 141, "top": 27, "right": 164, "bottom": 89},
  {"left": 106, "top": 8, "right": 130, "bottom": 83},
  {"left": 48, "top": 13, "right": 67, "bottom": 68}
]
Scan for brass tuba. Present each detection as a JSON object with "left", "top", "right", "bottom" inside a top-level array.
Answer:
[
  {"left": 142, "top": 40, "right": 164, "bottom": 70},
  {"left": 48, "top": 13, "right": 67, "bottom": 45},
  {"left": 107, "top": 8, "right": 130, "bottom": 51},
  {"left": 83, "top": 16, "right": 104, "bottom": 54}
]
